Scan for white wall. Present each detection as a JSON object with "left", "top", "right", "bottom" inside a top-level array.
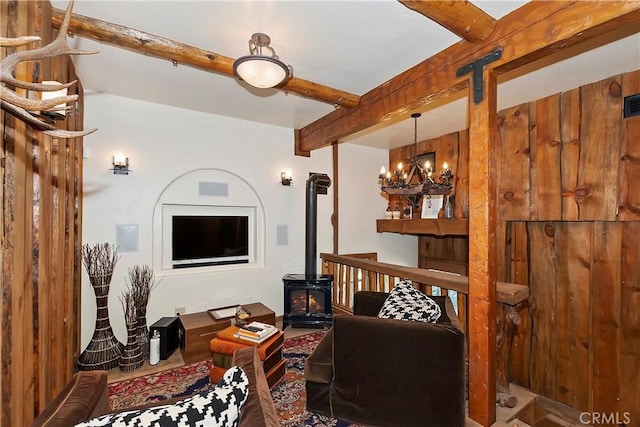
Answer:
[
  {"left": 337, "top": 143, "right": 418, "bottom": 266},
  {"left": 81, "top": 93, "right": 336, "bottom": 348}
]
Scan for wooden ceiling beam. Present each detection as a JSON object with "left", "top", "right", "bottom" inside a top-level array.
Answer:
[
  {"left": 50, "top": 8, "right": 360, "bottom": 109},
  {"left": 398, "top": 0, "right": 496, "bottom": 43},
  {"left": 297, "top": 1, "right": 640, "bottom": 154}
]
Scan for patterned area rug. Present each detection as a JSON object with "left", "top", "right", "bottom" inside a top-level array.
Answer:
[
  {"left": 108, "top": 330, "right": 359, "bottom": 426},
  {"left": 108, "top": 359, "right": 213, "bottom": 411}
]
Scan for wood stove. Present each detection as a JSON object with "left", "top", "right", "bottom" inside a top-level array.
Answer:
[
  {"left": 283, "top": 274, "right": 333, "bottom": 329},
  {"left": 283, "top": 173, "right": 333, "bottom": 328}
]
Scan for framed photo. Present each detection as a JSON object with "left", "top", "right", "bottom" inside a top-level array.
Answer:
[{"left": 421, "top": 195, "right": 443, "bottom": 218}]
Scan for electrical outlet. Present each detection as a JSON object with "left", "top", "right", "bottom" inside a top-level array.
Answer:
[{"left": 174, "top": 306, "right": 186, "bottom": 316}]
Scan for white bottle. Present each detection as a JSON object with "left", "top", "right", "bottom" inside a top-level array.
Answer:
[{"left": 149, "top": 330, "right": 160, "bottom": 365}]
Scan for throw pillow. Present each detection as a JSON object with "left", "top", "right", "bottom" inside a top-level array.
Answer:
[
  {"left": 378, "top": 279, "right": 441, "bottom": 323},
  {"left": 75, "top": 366, "right": 249, "bottom": 427}
]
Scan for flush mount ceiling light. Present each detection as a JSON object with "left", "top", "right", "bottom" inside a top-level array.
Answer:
[{"left": 233, "top": 33, "right": 292, "bottom": 89}]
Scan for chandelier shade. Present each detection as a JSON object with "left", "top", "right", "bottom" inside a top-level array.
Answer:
[{"left": 233, "top": 33, "right": 292, "bottom": 89}]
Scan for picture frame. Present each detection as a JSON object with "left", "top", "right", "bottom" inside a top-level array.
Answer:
[
  {"left": 416, "top": 151, "right": 436, "bottom": 173},
  {"left": 420, "top": 195, "right": 444, "bottom": 218}
]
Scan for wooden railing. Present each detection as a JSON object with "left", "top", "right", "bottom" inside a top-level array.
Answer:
[{"left": 321, "top": 252, "right": 529, "bottom": 335}]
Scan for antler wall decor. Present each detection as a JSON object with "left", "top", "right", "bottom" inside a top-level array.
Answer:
[{"left": 0, "top": 0, "right": 97, "bottom": 139}]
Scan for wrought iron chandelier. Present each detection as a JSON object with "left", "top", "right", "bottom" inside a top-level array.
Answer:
[{"left": 378, "top": 113, "right": 454, "bottom": 208}]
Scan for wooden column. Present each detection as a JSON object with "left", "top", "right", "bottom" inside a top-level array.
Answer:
[
  {"left": 1, "top": 2, "right": 84, "bottom": 424},
  {"left": 467, "top": 69, "right": 498, "bottom": 426},
  {"left": 332, "top": 142, "right": 339, "bottom": 254}
]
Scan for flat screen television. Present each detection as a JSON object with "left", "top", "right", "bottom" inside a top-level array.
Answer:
[{"left": 170, "top": 214, "right": 250, "bottom": 268}]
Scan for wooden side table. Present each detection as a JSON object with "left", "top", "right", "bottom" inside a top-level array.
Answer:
[{"left": 179, "top": 302, "right": 275, "bottom": 364}]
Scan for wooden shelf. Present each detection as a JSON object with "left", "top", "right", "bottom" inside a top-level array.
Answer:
[{"left": 376, "top": 219, "right": 468, "bottom": 236}]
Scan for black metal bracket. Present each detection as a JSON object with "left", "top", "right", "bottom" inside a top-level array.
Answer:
[{"left": 456, "top": 49, "right": 502, "bottom": 104}]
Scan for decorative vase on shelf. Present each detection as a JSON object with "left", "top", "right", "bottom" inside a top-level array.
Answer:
[
  {"left": 402, "top": 205, "right": 413, "bottom": 219},
  {"left": 130, "top": 265, "right": 156, "bottom": 358},
  {"left": 444, "top": 195, "right": 454, "bottom": 219},
  {"left": 78, "top": 243, "right": 124, "bottom": 371},
  {"left": 385, "top": 204, "right": 393, "bottom": 219},
  {"left": 392, "top": 205, "right": 401, "bottom": 219}
]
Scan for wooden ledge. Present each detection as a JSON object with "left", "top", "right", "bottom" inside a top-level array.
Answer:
[
  {"left": 376, "top": 219, "right": 469, "bottom": 236},
  {"left": 496, "top": 282, "right": 529, "bottom": 306}
]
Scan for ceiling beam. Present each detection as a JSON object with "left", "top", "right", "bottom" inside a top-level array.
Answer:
[
  {"left": 398, "top": 0, "right": 496, "bottom": 43},
  {"left": 296, "top": 1, "right": 640, "bottom": 154},
  {"left": 50, "top": 8, "right": 360, "bottom": 109}
]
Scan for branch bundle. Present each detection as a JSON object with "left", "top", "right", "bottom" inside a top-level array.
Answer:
[
  {"left": 82, "top": 242, "right": 119, "bottom": 287},
  {"left": 129, "top": 265, "right": 156, "bottom": 310}
]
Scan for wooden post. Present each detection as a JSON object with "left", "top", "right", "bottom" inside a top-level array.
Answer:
[
  {"left": 468, "top": 69, "right": 498, "bottom": 426},
  {"left": 332, "top": 142, "right": 339, "bottom": 254}
]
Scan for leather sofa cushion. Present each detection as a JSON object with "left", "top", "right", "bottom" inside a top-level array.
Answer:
[
  {"left": 31, "top": 371, "right": 109, "bottom": 427},
  {"left": 232, "top": 346, "right": 280, "bottom": 427}
]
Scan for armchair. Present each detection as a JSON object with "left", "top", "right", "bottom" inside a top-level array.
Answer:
[{"left": 304, "top": 291, "right": 465, "bottom": 427}]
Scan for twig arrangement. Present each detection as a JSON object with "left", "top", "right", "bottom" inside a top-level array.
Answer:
[
  {"left": 129, "top": 265, "right": 156, "bottom": 357},
  {"left": 82, "top": 242, "right": 119, "bottom": 283},
  {"left": 118, "top": 286, "right": 144, "bottom": 372},
  {"left": 77, "top": 243, "right": 124, "bottom": 371}
]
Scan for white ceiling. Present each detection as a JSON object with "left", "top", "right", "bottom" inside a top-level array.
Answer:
[{"left": 51, "top": 0, "right": 640, "bottom": 151}]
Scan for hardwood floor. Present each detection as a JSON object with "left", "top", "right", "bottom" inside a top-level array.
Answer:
[{"left": 106, "top": 347, "right": 185, "bottom": 383}]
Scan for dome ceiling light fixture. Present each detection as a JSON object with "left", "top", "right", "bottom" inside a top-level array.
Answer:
[{"left": 233, "top": 33, "right": 293, "bottom": 89}]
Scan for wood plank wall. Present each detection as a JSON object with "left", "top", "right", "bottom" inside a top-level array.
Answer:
[
  {"left": 389, "top": 70, "right": 640, "bottom": 424},
  {"left": 1, "top": 2, "right": 84, "bottom": 425}
]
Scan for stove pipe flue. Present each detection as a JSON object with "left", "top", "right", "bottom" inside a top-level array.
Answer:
[{"left": 305, "top": 173, "right": 331, "bottom": 277}]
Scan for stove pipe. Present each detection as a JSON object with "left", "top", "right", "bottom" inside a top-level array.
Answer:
[{"left": 305, "top": 173, "right": 331, "bottom": 277}]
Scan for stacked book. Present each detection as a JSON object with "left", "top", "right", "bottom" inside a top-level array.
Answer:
[
  {"left": 235, "top": 321, "right": 278, "bottom": 344},
  {"left": 209, "top": 324, "right": 285, "bottom": 389}
]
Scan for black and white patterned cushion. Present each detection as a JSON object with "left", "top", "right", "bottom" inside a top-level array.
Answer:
[
  {"left": 378, "top": 279, "right": 441, "bottom": 323},
  {"left": 76, "top": 366, "right": 249, "bottom": 427}
]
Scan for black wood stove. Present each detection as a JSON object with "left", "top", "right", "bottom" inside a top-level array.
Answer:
[{"left": 282, "top": 173, "right": 333, "bottom": 329}]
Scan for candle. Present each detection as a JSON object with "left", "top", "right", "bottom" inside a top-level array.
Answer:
[
  {"left": 443, "top": 162, "right": 448, "bottom": 171},
  {"left": 380, "top": 166, "right": 386, "bottom": 175},
  {"left": 386, "top": 171, "right": 391, "bottom": 179},
  {"left": 397, "top": 162, "right": 403, "bottom": 171},
  {"left": 425, "top": 160, "right": 431, "bottom": 170}
]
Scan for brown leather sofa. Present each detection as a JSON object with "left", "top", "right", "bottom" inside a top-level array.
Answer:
[
  {"left": 304, "top": 291, "right": 466, "bottom": 427},
  {"left": 31, "top": 346, "right": 279, "bottom": 427}
]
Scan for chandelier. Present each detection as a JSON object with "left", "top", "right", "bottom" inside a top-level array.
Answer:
[{"left": 378, "top": 113, "right": 454, "bottom": 208}]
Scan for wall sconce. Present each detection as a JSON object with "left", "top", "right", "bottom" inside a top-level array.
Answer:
[
  {"left": 280, "top": 170, "right": 293, "bottom": 186},
  {"left": 111, "top": 153, "right": 130, "bottom": 175}
]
